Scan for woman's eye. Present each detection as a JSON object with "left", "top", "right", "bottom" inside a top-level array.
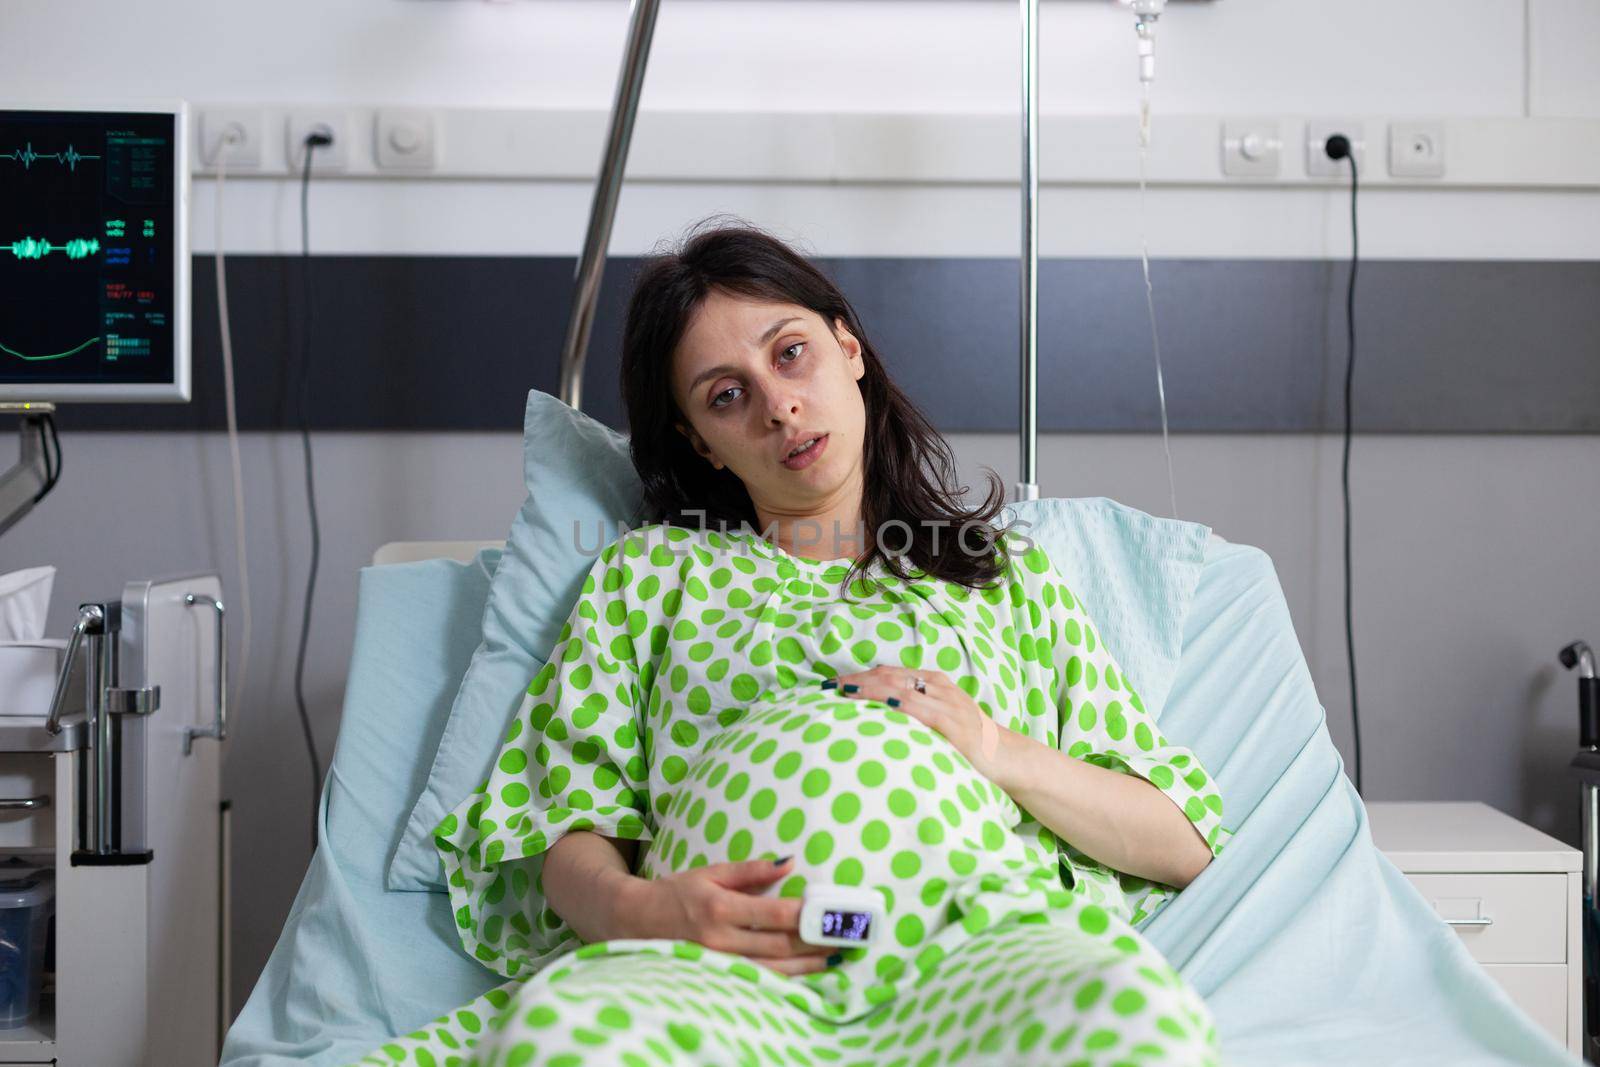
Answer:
[
  {"left": 779, "top": 342, "right": 805, "bottom": 364},
  {"left": 711, "top": 386, "right": 743, "bottom": 409}
]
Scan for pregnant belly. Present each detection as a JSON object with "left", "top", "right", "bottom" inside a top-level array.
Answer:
[{"left": 639, "top": 690, "right": 1052, "bottom": 1012}]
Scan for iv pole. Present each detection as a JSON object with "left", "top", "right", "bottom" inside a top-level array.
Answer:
[
  {"left": 1015, "top": 0, "right": 1040, "bottom": 503},
  {"left": 556, "top": 0, "right": 1045, "bottom": 508}
]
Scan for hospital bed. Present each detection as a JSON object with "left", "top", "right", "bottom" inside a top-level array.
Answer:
[
  {"left": 221, "top": 522, "right": 1581, "bottom": 1066},
  {"left": 219, "top": 4, "right": 1584, "bottom": 1060}
]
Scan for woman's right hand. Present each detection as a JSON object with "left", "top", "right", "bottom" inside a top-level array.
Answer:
[{"left": 619, "top": 856, "right": 837, "bottom": 975}]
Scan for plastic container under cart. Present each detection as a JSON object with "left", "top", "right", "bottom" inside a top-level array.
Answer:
[{"left": 0, "top": 858, "right": 54, "bottom": 1029}]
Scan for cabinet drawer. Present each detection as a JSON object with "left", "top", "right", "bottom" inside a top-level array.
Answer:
[
  {"left": 0, "top": 754, "right": 54, "bottom": 850},
  {"left": 1404, "top": 873, "right": 1566, "bottom": 964},
  {"left": 1479, "top": 963, "right": 1568, "bottom": 1050}
]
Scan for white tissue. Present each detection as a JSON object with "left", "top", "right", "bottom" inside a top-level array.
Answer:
[
  {"left": 0, "top": 566, "right": 54, "bottom": 642},
  {"left": 0, "top": 566, "right": 63, "bottom": 717}
]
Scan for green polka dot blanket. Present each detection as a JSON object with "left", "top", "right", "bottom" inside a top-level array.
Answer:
[{"left": 358, "top": 524, "right": 1232, "bottom": 1067}]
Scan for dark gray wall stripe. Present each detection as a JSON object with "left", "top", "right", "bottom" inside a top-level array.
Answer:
[{"left": 46, "top": 255, "right": 1600, "bottom": 434}]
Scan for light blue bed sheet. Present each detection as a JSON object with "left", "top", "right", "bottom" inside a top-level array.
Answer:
[
  {"left": 222, "top": 537, "right": 1581, "bottom": 1067},
  {"left": 221, "top": 554, "right": 503, "bottom": 1066},
  {"left": 1143, "top": 539, "right": 1580, "bottom": 1066}
]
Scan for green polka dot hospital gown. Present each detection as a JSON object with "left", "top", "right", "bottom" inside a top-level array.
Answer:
[{"left": 359, "top": 523, "right": 1233, "bottom": 1067}]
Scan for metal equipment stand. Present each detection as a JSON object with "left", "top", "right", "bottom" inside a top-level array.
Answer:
[
  {"left": 555, "top": 0, "right": 1044, "bottom": 506},
  {"left": 1564, "top": 640, "right": 1600, "bottom": 1062}
]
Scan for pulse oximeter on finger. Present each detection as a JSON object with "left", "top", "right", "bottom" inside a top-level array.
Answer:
[{"left": 798, "top": 884, "right": 885, "bottom": 947}]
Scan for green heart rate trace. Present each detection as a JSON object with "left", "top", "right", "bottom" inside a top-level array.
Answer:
[
  {"left": 0, "top": 141, "right": 102, "bottom": 171},
  {"left": 8, "top": 237, "right": 102, "bottom": 261}
]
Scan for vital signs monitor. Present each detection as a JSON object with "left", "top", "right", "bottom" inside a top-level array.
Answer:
[{"left": 0, "top": 103, "right": 189, "bottom": 402}]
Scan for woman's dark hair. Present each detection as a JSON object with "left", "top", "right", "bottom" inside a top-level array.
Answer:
[{"left": 620, "top": 214, "right": 1012, "bottom": 591}]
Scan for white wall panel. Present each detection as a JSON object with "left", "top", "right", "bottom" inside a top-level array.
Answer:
[{"left": 1530, "top": 0, "right": 1600, "bottom": 117}]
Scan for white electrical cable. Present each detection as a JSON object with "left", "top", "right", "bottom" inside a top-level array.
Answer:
[
  {"left": 1134, "top": 17, "right": 1180, "bottom": 521},
  {"left": 214, "top": 132, "right": 253, "bottom": 722}
]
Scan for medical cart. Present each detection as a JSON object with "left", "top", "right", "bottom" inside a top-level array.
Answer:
[{"left": 0, "top": 571, "right": 226, "bottom": 1066}]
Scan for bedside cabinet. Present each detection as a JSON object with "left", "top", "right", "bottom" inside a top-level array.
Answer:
[{"left": 1367, "top": 801, "right": 1583, "bottom": 1058}]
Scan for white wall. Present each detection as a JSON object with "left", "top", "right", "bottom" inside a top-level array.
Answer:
[
  {"left": 12, "top": 0, "right": 1600, "bottom": 264},
  {"left": 3, "top": 0, "right": 1599, "bottom": 1023},
  {"left": 12, "top": 0, "right": 1595, "bottom": 115}
]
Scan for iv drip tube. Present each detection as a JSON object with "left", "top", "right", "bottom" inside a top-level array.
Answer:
[
  {"left": 1138, "top": 94, "right": 1178, "bottom": 520},
  {"left": 1127, "top": 0, "right": 1179, "bottom": 518}
]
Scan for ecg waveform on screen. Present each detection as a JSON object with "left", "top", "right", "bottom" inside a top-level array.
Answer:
[
  {"left": 0, "top": 141, "right": 102, "bottom": 171},
  {"left": 0, "top": 336, "right": 101, "bottom": 362},
  {"left": 8, "top": 236, "right": 101, "bottom": 260}
]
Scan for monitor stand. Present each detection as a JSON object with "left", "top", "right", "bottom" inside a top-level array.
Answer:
[{"left": 0, "top": 402, "right": 58, "bottom": 538}]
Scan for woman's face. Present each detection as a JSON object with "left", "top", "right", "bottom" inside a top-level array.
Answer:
[{"left": 670, "top": 289, "right": 867, "bottom": 518}]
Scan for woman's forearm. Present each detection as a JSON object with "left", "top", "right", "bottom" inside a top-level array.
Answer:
[
  {"left": 997, "top": 732, "right": 1213, "bottom": 890},
  {"left": 542, "top": 830, "right": 646, "bottom": 942}
]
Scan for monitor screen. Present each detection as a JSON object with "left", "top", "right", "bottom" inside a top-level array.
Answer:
[{"left": 0, "top": 104, "right": 189, "bottom": 402}]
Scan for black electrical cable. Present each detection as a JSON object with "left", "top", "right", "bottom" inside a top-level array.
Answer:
[
  {"left": 1325, "top": 134, "right": 1363, "bottom": 797},
  {"left": 45, "top": 414, "right": 60, "bottom": 492},
  {"left": 37, "top": 421, "right": 52, "bottom": 490},
  {"left": 33, "top": 421, "right": 52, "bottom": 498},
  {"left": 30, "top": 414, "right": 61, "bottom": 503},
  {"left": 295, "top": 132, "right": 332, "bottom": 849}
]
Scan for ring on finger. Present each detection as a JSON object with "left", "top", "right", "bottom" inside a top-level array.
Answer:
[{"left": 910, "top": 674, "right": 927, "bottom": 694}]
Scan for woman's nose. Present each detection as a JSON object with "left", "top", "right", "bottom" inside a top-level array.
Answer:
[{"left": 765, "top": 387, "right": 801, "bottom": 423}]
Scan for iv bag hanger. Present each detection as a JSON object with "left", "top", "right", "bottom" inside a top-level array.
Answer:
[{"left": 553, "top": 0, "right": 1047, "bottom": 506}]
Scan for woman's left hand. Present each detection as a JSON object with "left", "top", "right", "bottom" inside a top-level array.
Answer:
[{"left": 828, "top": 666, "right": 1022, "bottom": 790}]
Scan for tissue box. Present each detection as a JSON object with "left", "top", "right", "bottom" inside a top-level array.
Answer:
[{"left": 0, "top": 640, "right": 68, "bottom": 718}]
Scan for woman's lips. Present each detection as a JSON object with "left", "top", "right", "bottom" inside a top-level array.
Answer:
[{"left": 782, "top": 434, "right": 828, "bottom": 470}]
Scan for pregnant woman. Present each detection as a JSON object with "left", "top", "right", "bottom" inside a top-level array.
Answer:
[{"left": 359, "top": 220, "right": 1231, "bottom": 1067}]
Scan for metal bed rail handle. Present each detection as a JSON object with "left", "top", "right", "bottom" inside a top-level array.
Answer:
[
  {"left": 44, "top": 604, "right": 104, "bottom": 735},
  {"left": 0, "top": 795, "right": 50, "bottom": 811},
  {"left": 181, "top": 593, "right": 227, "bottom": 755}
]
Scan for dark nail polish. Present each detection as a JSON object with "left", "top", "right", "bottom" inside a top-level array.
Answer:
[
  {"left": 819, "top": 678, "right": 838, "bottom": 689},
  {"left": 826, "top": 953, "right": 843, "bottom": 967},
  {"left": 774, "top": 855, "right": 793, "bottom": 865},
  {"left": 886, "top": 697, "right": 901, "bottom": 708},
  {"left": 842, "top": 683, "right": 860, "bottom": 694}
]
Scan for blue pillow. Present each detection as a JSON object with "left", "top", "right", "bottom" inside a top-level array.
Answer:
[
  {"left": 387, "top": 390, "right": 1211, "bottom": 891},
  {"left": 1000, "top": 496, "right": 1210, "bottom": 722},
  {"left": 385, "top": 390, "right": 645, "bottom": 891}
]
